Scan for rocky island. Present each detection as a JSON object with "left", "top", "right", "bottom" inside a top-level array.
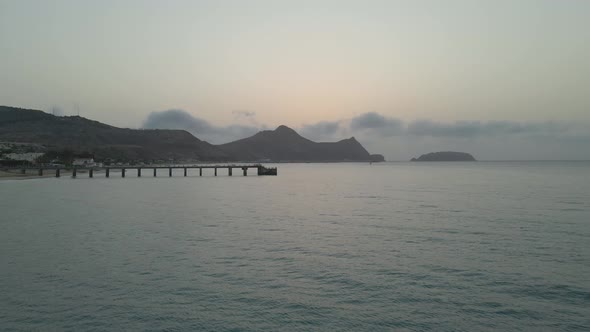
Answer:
[
  {"left": 411, "top": 151, "right": 476, "bottom": 162},
  {"left": 369, "top": 154, "right": 385, "bottom": 162}
]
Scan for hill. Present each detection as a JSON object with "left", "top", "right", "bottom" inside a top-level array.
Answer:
[
  {"left": 0, "top": 106, "right": 383, "bottom": 163},
  {"left": 218, "top": 125, "right": 377, "bottom": 162},
  {"left": 0, "top": 106, "right": 229, "bottom": 162},
  {"left": 411, "top": 151, "right": 476, "bottom": 162}
]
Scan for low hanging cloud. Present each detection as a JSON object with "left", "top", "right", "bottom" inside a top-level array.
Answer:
[
  {"left": 342, "top": 113, "right": 589, "bottom": 160},
  {"left": 232, "top": 110, "right": 256, "bottom": 118},
  {"left": 143, "top": 109, "right": 262, "bottom": 144},
  {"left": 298, "top": 112, "right": 589, "bottom": 160},
  {"left": 295, "top": 112, "right": 578, "bottom": 142},
  {"left": 406, "top": 120, "right": 570, "bottom": 138},
  {"left": 141, "top": 109, "right": 590, "bottom": 160},
  {"left": 299, "top": 121, "right": 343, "bottom": 141},
  {"left": 350, "top": 112, "right": 404, "bottom": 136},
  {"left": 142, "top": 109, "right": 583, "bottom": 142}
]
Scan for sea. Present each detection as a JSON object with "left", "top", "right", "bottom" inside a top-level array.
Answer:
[{"left": 1, "top": 162, "right": 589, "bottom": 331}]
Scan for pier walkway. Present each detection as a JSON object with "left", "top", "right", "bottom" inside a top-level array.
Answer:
[{"left": 2, "top": 164, "right": 277, "bottom": 178}]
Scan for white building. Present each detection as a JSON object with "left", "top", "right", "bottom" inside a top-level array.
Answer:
[
  {"left": 4, "top": 152, "right": 44, "bottom": 162},
  {"left": 72, "top": 158, "right": 96, "bottom": 167}
]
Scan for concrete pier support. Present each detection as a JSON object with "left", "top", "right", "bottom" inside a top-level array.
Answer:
[{"left": 4, "top": 164, "right": 274, "bottom": 180}]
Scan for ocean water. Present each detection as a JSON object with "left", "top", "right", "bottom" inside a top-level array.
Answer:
[{"left": 1, "top": 162, "right": 589, "bottom": 331}]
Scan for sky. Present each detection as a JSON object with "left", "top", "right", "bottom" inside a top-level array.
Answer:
[{"left": 1, "top": 0, "right": 589, "bottom": 160}]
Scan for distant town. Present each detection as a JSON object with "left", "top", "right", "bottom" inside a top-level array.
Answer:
[{"left": 0, "top": 142, "right": 151, "bottom": 168}]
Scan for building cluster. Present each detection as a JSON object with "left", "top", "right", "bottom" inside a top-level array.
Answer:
[{"left": 0, "top": 142, "right": 103, "bottom": 167}]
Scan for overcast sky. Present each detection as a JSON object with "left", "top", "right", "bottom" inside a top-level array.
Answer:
[{"left": 1, "top": 0, "right": 589, "bottom": 160}]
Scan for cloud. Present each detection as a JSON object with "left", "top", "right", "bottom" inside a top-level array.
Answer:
[
  {"left": 315, "top": 112, "right": 589, "bottom": 160},
  {"left": 143, "top": 109, "right": 262, "bottom": 144},
  {"left": 406, "top": 120, "right": 570, "bottom": 138},
  {"left": 344, "top": 113, "right": 575, "bottom": 139},
  {"left": 141, "top": 109, "right": 590, "bottom": 160},
  {"left": 232, "top": 110, "right": 256, "bottom": 118},
  {"left": 232, "top": 110, "right": 261, "bottom": 127},
  {"left": 349, "top": 112, "right": 404, "bottom": 136},
  {"left": 299, "top": 121, "right": 343, "bottom": 141}
]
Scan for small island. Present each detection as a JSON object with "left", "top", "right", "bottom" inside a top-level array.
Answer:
[
  {"left": 411, "top": 151, "right": 476, "bottom": 162},
  {"left": 370, "top": 154, "right": 385, "bottom": 162}
]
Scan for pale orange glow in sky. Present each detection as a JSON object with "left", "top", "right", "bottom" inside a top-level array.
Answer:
[{"left": 1, "top": 0, "right": 589, "bottom": 130}]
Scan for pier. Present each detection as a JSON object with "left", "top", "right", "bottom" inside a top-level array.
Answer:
[{"left": 3, "top": 164, "right": 277, "bottom": 178}]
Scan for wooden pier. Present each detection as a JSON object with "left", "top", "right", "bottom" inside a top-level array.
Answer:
[{"left": 4, "top": 164, "right": 277, "bottom": 178}]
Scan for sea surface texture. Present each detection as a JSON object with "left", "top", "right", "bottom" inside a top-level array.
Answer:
[{"left": 1, "top": 162, "right": 589, "bottom": 331}]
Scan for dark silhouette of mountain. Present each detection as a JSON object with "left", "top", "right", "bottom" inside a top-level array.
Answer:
[
  {"left": 411, "top": 151, "right": 476, "bottom": 161},
  {"left": 0, "top": 106, "right": 229, "bottom": 161},
  {"left": 218, "top": 125, "right": 376, "bottom": 162},
  {"left": 1, "top": 106, "right": 383, "bottom": 162}
]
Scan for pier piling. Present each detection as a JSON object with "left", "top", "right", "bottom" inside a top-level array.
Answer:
[{"left": 8, "top": 164, "right": 276, "bottom": 180}]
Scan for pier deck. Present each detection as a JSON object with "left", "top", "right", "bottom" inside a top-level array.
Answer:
[{"left": 2, "top": 164, "right": 277, "bottom": 178}]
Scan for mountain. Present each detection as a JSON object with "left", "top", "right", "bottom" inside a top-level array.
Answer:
[
  {"left": 411, "top": 151, "right": 476, "bottom": 162},
  {"left": 218, "top": 125, "right": 376, "bottom": 162},
  {"left": 0, "top": 106, "right": 229, "bottom": 161},
  {"left": 1, "top": 106, "right": 383, "bottom": 163}
]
